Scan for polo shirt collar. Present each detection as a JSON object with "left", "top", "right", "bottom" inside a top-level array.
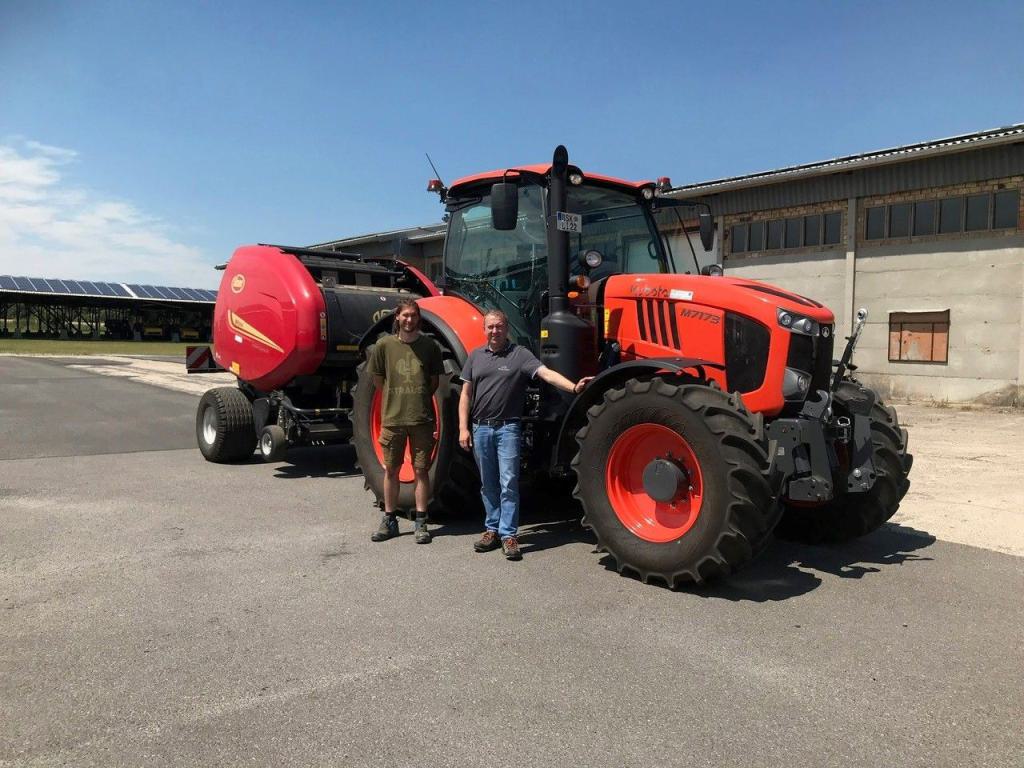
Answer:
[{"left": 484, "top": 341, "right": 513, "bottom": 355}]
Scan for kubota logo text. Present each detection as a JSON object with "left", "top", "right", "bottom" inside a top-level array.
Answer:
[{"left": 629, "top": 284, "right": 669, "bottom": 298}]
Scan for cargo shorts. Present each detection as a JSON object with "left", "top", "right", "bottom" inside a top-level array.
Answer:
[{"left": 378, "top": 423, "right": 437, "bottom": 470}]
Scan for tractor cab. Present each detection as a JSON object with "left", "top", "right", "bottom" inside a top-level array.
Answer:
[{"left": 437, "top": 165, "right": 682, "bottom": 349}]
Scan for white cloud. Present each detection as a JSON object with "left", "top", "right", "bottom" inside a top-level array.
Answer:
[{"left": 0, "top": 139, "right": 219, "bottom": 288}]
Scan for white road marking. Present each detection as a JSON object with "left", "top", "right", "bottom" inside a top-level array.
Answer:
[{"left": 61, "top": 355, "right": 236, "bottom": 397}]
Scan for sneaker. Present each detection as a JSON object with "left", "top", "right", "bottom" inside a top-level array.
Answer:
[
  {"left": 501, "top": 536, "right": 522, "bottom": 561},
  {"left": 370, "top": 514, "right": 399, "bottom": 542},
  {"left": 414, "top": 514, "right": 432, "bottom": 544},
  {"left": 473, "top": 530, "right": 501, "bottom": 553}
]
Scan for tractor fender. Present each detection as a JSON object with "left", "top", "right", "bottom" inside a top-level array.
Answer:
[{"left": 553, "top": 357, "right": 723, "bottom": 469}]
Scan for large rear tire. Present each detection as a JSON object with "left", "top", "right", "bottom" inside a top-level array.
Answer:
[
  {"left": 775, "top": 381, "right": 913, "bottom": 543},
  {"left": 573, "top": 378, "right": 778, "bottom": 587},
  {"left": 196, "top": 387, "right": 257, "bottom": 463},
  {"left": 351, "top": 349, "right": 480, "bottom": 516}
]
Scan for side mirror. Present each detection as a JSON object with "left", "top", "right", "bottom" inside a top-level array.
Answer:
[
  {"left": 699, "top": 212, "right": 715, "bottom": 252},
  {"left": 491, "top": 182, "right": 519, "bottom": 230}
]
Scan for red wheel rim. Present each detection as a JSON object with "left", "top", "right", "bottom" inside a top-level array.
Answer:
[
  {"left": 370, "top": 389, "right": 440, "bottom": 483},
  {"left": 604, "top": 423, "right": 703, "bottom": 543}
]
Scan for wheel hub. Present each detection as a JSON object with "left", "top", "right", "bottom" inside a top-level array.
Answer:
[
  {"left": 202, "top": 407, "right": 217, "bottom": 445},
  {"left": 604, "top": 423, "right": 704, "bottom": 543},
  {"left": 642, "top": 458, "right": 689, "bottom": 503}
]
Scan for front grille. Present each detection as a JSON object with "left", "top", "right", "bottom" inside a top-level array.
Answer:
[
  {"left": 634, "top": 298, "right": 681, "bottom": 348},
  {"left": 724, "top": 313, "right": 770, "bottom": 393},
  {"left": 786, "top": 330, "right": 834, "bottom": 393}
]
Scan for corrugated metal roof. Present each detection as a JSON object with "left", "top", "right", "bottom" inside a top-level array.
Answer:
[
  {"left": 669, "top": 124, "right": 1024, "bottom": 197},
  {"left": 308, "top": 223, "right": 445, "bottom": 250}
]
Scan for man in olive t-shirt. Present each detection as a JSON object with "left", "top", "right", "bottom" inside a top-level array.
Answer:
[{"left": 367, "top": 299, "right": 444, "bottom": 544}]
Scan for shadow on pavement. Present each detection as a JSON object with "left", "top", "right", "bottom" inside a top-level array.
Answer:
[
  {"left": 271, "top": 444, "right": 362, "bottom": 480},
  {"left": 428, "top": 484, "right": 594, "bottom": 552},
  {"left": 586, "top": 523, "right": 936, "bottom": 601},
  {"left": 685, "top": 523, "right": 937, "bottom": 602}
]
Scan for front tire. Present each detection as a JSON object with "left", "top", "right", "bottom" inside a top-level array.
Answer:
[
  {"left": 196, "top": 387, "right": 257, "bottom": 462},
  {"left": 573, "top": 378, "right": 778, "bottom": 587},
  {"left": 775, "top": 381, "right": 912, "bottom": 543}
]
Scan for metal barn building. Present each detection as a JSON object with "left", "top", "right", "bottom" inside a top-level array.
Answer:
[
  {"left": 312, "top": 124, "right": 1024, "bottom": 406},
  {"left": 671, "top": 124, "right": 1023, "bottom": 406}
]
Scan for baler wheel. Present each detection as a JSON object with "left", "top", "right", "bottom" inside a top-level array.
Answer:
[
  {"left": 258, "top": 425, "right": 288, "bottom": 463},
  {"left": 775, "top": 381, "right": 912, "bottom": 543},
  {"left": 196, "top": 387, "right": 257, "bottom": 463},
  {"left": 573, "top": 378, "right": 778, "bottom": 587}
]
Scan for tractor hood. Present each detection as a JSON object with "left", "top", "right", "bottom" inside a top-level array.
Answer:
[{"left": 603, "top": 274, "right": 835, "bottom": 327}]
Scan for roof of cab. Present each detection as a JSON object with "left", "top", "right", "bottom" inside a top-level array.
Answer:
[{"left": 448, "top": 163, "right": 652, "bottom": 194}]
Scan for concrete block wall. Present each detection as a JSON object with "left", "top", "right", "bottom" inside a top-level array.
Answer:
[{"left": 852, "top": 176, "right": 1024, "bottom": 405}]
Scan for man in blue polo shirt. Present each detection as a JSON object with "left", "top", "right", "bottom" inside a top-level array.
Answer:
[{"left": 458, "top": 309, "right": 591, "bottom": 560}]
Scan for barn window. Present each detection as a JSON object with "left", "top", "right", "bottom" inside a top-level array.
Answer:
[
  {"left": 993, "top": 189, "right": 1019, "bottom": 229},
  {"left": 965, "top": 194, "right": 990, "bottom": 231},
  {"left": 748, "top": 220, "right": 766, "bottom": 250},
  {"left": 888, "top": 310, "right": 950, "bottom": 363},
  {"left": 866, "top": 207, "right": 885, "bottom": 239},
  {"left": 804, "top": 215, "right": 821, "bottom": 246},
  {"left": 823, "top": 212, "right": 842, "bottom": 244},
  {"left": 785, "top": 217, "right": 802, "bottom": 248},
  {"left": 889, "top": 203, "right": 911, "bottom": 237},
  {"left": 913, "top": 200, "right": 936, "bottom": 235},
  {"left": 731, "top": 224, "right": 748, "bottom": 253}
]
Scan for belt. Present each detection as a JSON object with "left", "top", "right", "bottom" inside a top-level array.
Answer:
[{"left": 473, "top": 418, "right": 521, "bottom": 427}]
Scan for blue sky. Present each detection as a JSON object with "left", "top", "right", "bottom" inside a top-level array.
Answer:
[{"left": 2, "top": 0, "right": 1023, "bottom": 288}]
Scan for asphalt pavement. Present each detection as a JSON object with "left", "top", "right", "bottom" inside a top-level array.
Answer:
[{"left": 1, "top": 355, "right": 1022, "bottom": 767}]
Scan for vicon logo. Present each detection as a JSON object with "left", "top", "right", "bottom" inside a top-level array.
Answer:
[{"left": 680, "top": 308, "right": 721, "bottom": 325}]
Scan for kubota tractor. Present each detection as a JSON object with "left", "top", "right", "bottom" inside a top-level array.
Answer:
[{"left": 195, "top": 145, "right": 912, "bottom": 586}]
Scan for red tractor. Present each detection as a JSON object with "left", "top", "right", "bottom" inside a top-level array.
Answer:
[{"left": 195, "top": 146, "right": 911, "bottom": 586}]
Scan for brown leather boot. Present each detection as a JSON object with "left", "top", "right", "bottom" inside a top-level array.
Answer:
[{"left": 473, "top": 530, "right": 501, "bottom": 553}]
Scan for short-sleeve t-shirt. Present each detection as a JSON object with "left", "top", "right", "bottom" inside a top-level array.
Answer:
[
  {"left": 461, "top": 343, "right": 542, "bottom": 422},
  {"left": 368, "top": 334, "right": 444, "bottom": 427}
]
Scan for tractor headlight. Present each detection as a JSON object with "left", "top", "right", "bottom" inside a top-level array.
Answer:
[
  {"left": 569, "top": 172, "right": 584, "bottom": 186},
  {"left": 777, "top": 308, "right": 821, "bottom": 337},
  {"left": 582, "top": 249, "right": 603, "bottom": 269}
]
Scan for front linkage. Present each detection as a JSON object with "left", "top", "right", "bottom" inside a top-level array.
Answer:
[{"left": 767, "top": 308, "right": 875, "bottom": 502}]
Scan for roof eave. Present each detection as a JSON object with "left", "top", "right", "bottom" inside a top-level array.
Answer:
[{"left": 667, "top": 126, "right": 1024, "bottom": 198}]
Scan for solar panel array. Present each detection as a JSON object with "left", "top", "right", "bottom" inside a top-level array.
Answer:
[{"left": 0, "top": 275, "right": 217, "bottom": 303}]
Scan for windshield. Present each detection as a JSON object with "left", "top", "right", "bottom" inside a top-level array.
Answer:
[{"left": 445, "top": 181, "right": 669, "bottom": 345}]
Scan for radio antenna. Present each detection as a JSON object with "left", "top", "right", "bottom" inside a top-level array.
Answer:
[{"left": 425, "top": 153, "right": 446, "bottom": 187}]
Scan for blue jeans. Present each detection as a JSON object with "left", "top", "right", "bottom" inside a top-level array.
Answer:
[{"left": 472, "top": 423, "right": 522, "bottom": 539}]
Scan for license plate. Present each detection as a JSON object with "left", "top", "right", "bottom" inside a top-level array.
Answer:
[{"left": 556, "top": 211, "right": 581, "bottom": 233}]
